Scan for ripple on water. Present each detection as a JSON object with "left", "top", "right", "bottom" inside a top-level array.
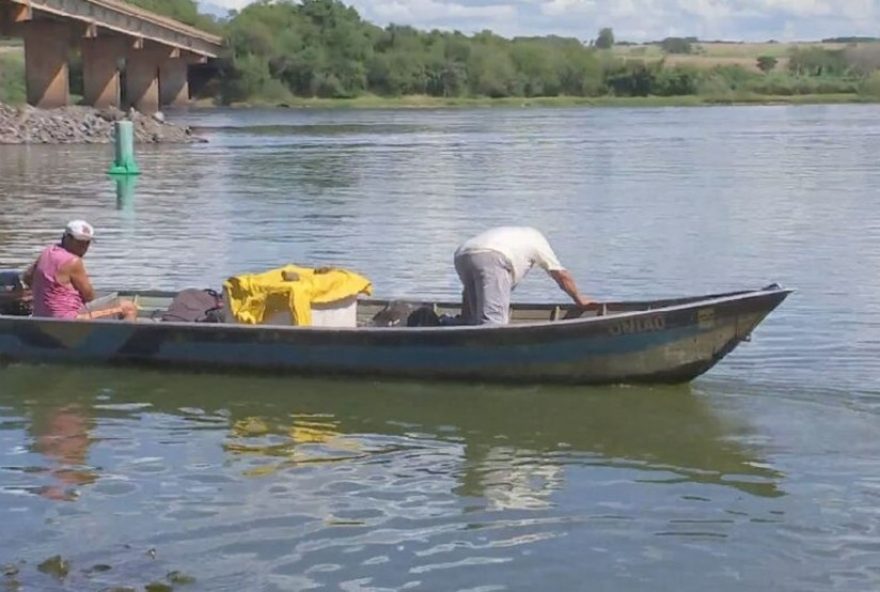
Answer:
[
  {"left": 92, "top": 478, "right": 139, "bottom": 497},
  {"left": 2, "top": 106, "right": 880, "bottom": 591}
]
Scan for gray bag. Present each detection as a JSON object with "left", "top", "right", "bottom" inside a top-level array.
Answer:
[{"left": 160, "top": 289, "right": 224, "bottom": 323}]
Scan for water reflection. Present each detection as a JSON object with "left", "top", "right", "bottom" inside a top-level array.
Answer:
[
  {"left": 0, "top": 366, "right": 802, "bottom": 591},
  {"left": 29, "top": 403, "right": 97, "bottom": 501},
  {"left": 114, "top": 175, "right": 137, "bottom": 212},
  {"left": 225, "top": 414, "right": 368, "bottom": 478},
  {"left": 0, "top": 364, "right": 783, "bottom": 505}
]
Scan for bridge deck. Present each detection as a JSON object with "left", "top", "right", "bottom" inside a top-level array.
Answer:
[{"left": 7, "top": 0, "right": 223, "bottom": 57}]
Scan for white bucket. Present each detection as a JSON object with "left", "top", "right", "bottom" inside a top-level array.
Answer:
[{"left": 223, "top": 288, "right": 358, "bottom": 328}]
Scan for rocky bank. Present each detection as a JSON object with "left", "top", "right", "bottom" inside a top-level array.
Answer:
[{"left": 0, "top": 102, "right": 205, "bottom": 144}]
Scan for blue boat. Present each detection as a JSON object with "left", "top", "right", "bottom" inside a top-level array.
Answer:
[{"left": 0, "top": 283, "right": 791, "bottom": 384}]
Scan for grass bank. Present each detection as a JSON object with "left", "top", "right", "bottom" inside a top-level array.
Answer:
[
  {"left": 0, "top": 50, "right": 25, "bottom": 105},
  {"left": 213, "top": 92, "right": 874, "bottom": 110}
]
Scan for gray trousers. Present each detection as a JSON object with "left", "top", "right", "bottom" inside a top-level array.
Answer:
[{"left": 454, "top": 251, "right": 514, "bottom": 325}]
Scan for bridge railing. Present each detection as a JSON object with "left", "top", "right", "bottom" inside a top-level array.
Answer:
[{"left": 9, "top": 0, "right": 223, "bottom": 56}]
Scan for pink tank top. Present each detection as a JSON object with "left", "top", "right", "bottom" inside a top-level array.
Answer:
[{"left": 32, "top": 245, "right": 84, "bottom": 319}]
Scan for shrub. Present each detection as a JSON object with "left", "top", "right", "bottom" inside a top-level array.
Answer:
[
  {"left": 859, "top": 71, "right": 880, "bottom": 98},
  {"left": 660, "top": 37, "right": 693, "bottom": 54},
  {"left": 756, "top": 55, "right": 778, "bottom": 73},
  {"left": 696, "top": 74, "right": 735, "bottom": 100}
]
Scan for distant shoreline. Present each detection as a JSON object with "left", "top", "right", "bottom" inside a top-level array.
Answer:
[{"left": 200, "top": 93, "right": 875, "bottom": 110}]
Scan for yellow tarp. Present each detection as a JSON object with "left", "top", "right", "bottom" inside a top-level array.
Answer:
[{"left": 223, "top": 265, "right": 372, "bottom": 326}]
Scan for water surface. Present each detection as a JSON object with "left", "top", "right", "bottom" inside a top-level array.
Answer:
[{"left": 1, "top": 104, "right": 880, "bottom": 590}]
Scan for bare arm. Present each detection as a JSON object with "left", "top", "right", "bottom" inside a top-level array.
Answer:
[
  {"left": 549, "top": 269, "right": 594, "bottom": 308},
  {"left": 67, "top": 258, "right": 96, "bottom": 303}
]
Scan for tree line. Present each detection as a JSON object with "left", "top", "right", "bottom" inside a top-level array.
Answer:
[{"left": 80, "top": 0, "right": 880, "bottom": 103}]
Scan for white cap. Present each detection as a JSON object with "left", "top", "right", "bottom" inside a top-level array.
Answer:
[{"left": 65, "top": 220, "right": 95, "bottom": 242}]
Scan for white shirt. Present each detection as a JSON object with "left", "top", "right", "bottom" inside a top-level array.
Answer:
[{"left": 455, "top": 227, "right": 565, "bottom": 285}]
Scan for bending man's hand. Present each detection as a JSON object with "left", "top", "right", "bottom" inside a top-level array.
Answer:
[
  {"left": 574, "top": 295, "right": 596, "bottom": 309},
  {"left": 549, "top": 269, "right": 596, "bottom": 309}
]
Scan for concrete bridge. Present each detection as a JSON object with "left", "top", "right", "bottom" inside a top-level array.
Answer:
[{"left": 0, "top": 0, "right": 222, "bottom": 113}]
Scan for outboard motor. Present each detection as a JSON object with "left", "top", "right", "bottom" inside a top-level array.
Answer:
[{"left": 0, "top": 270, "right": 32, "bottom": 316}]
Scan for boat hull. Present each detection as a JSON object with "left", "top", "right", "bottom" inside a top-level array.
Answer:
[{"left": 0, "top": 287, "right": 791, "bottom": 385}]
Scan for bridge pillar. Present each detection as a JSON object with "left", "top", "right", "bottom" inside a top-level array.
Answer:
[
  {"left": 159, "top": 57, "right": 190, "bottom": 107},
  {"left": 0, "top": 2, "right": 31, "bottom": 36},
  {"left": 125, "top": 44, "right": 171, "bottom": 114},
  {"left": 23, "top": 21, "right": 70, "bottom": 109},
  {"left": 82, "top": 37, "right": 123, "bottom": 109}
]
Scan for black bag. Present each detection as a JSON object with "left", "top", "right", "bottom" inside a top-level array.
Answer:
[
  {"left": 372, "top": 302, "right": 458, "bottom": 328},
  {"left": 406, "top": 306, "right": 441, "bottom": 327},
  {"left": 160, "top": 289, "right": 224, "bottom": 323}
]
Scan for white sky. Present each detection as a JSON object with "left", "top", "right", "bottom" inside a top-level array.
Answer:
[{"left": 200, "top": 0, "right": 880, "bottom": 42}]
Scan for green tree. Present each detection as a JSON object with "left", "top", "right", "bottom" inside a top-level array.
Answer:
[
  {"left": 654, "top": 66, "right": 699, "bottom": 95},
  {"left": 468, "top": 36, "right": 518, "bottom": 97},
  {"left": 557, "top": 41, "right": 603, "bottom": 95},
  {"left": 200, "top": 0, "right": 862, "bottom": 104},
  {"left": 223, "top": 0, "right": 378, "bottom": 99},
  {"left": 595, "top": 28, "right": 615, "bottom": 50},
  {"left": 511, "top": 40, "right": 561, "bottom": 96},
  {"left": 756, "top": 55, "right": 778, "bottom": 73},
  {"left": 603, "top": 60, "right": 660, "bottom": 96},
  {"left": 788, "top": 47, "right": 849, "bottom": 76},
  {"left": 660, "top": 37, "right": 693, "bottom": 54}
]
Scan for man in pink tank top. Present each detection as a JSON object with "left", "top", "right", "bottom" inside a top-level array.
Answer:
[{"left": 22, "top": 220, "right": 137, "bottom": 321}]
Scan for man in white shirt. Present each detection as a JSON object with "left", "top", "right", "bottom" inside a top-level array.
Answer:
[{"left": 454, "top": 226, "right": 594, "bottom": 325}]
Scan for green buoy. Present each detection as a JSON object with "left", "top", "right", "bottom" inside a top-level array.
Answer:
[{"left": 108, "top": 121, "right": 140, "bottom": 175}]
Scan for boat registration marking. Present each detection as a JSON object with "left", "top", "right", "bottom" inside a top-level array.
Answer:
[{"left": 608, "top": 314, "right": 666, "bottom": 336}]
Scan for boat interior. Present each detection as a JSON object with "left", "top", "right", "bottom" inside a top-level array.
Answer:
[
  {"left": 0, "top": 267, "right": 767, "bottom": 327},
  {"left": 125, "top": 293, "right": 604, "bottom": 326},
  {"left": 116, "top": 289, "right": 751, "bottom": 327}
]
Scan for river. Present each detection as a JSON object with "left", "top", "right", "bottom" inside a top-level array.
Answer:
[{"left": 1, "top": 104, "right": 879, "bottom": 591}]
